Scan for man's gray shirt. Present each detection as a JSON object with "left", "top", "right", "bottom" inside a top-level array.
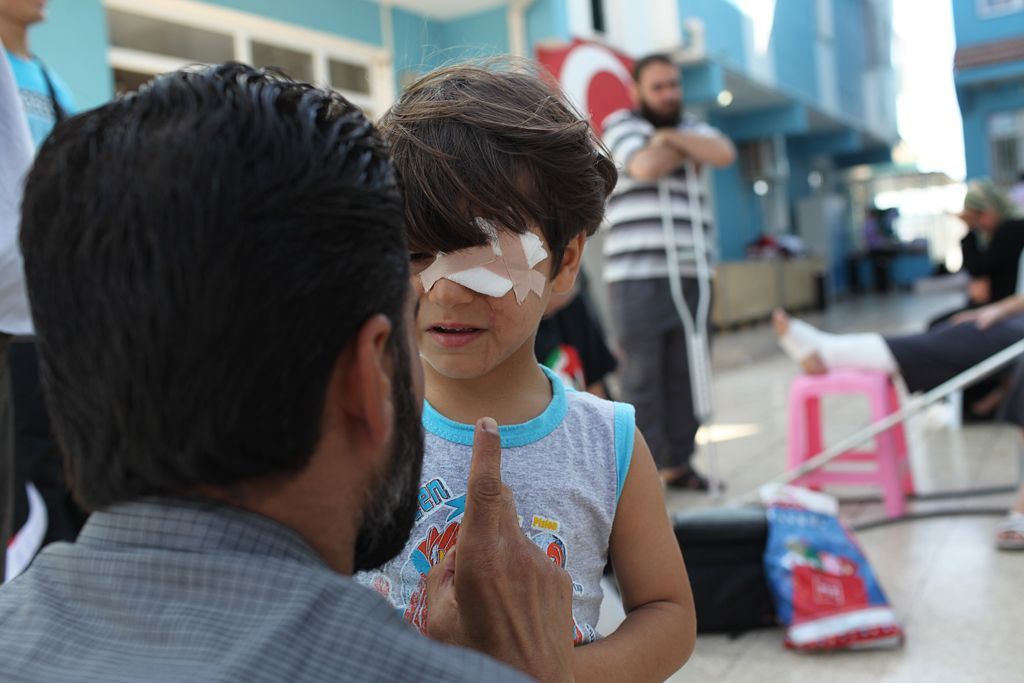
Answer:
[{"left": 0, "top": 499, "right": 529, "bottom": 682}]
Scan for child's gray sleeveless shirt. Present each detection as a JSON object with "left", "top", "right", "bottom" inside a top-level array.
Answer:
[{"left": 357, "top": 365, "right": 635, "bottom": 644}]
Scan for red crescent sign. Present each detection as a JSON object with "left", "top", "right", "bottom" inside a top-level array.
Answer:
[{"left": 536, "top": 38, "right": 636, "bottom": 135}]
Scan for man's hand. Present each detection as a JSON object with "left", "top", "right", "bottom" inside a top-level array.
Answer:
[
  {"left": 648, "top": 128, "right": 682, "bottom": 151},
  {"left": 425, "top": 418, "right": 575, "bottom": 683},
  {"left": 651, "top": 127, "right": 735, "bottom": 168},
  {"left": 952, "top": 299, "right": 1008, "bottom": 330}
]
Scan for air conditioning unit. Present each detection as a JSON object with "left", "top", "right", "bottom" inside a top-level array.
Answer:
[{"left": 673, "top": 18, "right": 706, "bottom": 64}]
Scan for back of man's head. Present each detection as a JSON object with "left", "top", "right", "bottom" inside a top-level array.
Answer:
[{"left": 20, "top": 63, "right": 408, "bottom": 510}]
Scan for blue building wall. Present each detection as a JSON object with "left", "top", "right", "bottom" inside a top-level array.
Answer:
[
  {"left": 833, "top": 0, "right": 867, "bottom": 121},
  {"left": 440, "top": 6, "right": 509, "bottom": 56},
  {"left": 29, "top": 0, "right": 110, "bottom": 110},
  {"left": 953, "top": 1, "right": 1024, "bottom": 46},
  {"left": 677, "top": 0, "right": 888, "bottom": 133},
  {"left": 391, "top": 8, "right": 445, "bottom": 88},
  {"left": 677, "top": 0, "right": 748, "bottom": 72},
  {"left": 711, "top": 163, "right": 762, "bottom": 260},
  {"left": 960, "top": 79, "right": 1024, "bottom": 179},
  {"left": 676, "top": 0, "right": 853, "bottom": 110},
  {"left": 768, "top": 1, "right": 819, "bottom": 104},
  {"left": 953, "top": 3, "right": 1024, "bottom": 180},
  {"left": 391, "top": 0, "right": 570, "bottom": 86},
  {"left": 211, "top": 0, "right": 383, "bottom": 46},
  {"left": 31, "top": 0, "right": 389, "bottom": 109},
  {"left": 526, "top": 0, "right": 571, "bottom": 47},
  {"left": 676, "top": 1, "right": 894, "bottom": 263}
]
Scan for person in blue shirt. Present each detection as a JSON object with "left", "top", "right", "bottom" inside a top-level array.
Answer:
[
  {"left": 1, "top": 0, "right": 84, "bottom": 581},
  {"left": 0, "top": 0, "right": 75, "bottom": 145}
]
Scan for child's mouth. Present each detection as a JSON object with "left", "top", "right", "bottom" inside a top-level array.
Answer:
[{"left": 428, "top": 325, "right": 484, "bottom": 348}]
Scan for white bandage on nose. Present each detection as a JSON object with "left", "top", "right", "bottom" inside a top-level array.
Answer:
[{"left": 420, "top": 218, "right": 549, "bottom": 304}]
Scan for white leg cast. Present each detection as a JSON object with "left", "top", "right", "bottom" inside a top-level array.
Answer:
[
  {"left": 779, "top": 318, "right": 897, "bottom": 374},
  {"left": 817, "top": 332, "right": 898, "bottom": 374},
  {"left": 778, "top": 319, "right": 822, "bottom": 362}
]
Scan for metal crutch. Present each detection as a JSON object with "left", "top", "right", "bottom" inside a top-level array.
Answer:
[{"left": 659, "top": 160, "right": 721, "bottom": 496}]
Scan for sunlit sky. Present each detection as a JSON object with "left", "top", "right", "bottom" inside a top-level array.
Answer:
[{"left": 892, "top": 0, "right": 965, "bottom": 180}]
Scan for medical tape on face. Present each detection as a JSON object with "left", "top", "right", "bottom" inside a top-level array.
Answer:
[{"left": 419, "top": 219, "right": 548, "bottom": 304}]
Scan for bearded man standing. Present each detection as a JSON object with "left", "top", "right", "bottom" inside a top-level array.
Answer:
[{"left": 602, "top": 53, "right": 736, "bottom": 491}]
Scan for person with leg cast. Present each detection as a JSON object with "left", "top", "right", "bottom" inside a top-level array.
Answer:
[{"left": 774, "top": 298, "right": 1024, "bottom": 551}]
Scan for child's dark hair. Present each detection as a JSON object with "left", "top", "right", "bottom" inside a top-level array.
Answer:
[{"left": 378, "top": 62, "right": 617, "bottom": 274}]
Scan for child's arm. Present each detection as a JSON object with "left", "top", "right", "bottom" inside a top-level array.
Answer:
[{"left": 573, "top": 429, "right": 696, "bottom": 682}]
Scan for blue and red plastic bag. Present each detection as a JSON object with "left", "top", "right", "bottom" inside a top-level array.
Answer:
[{"left": 761, "top": 485, "right": 904, "bottom": 651}]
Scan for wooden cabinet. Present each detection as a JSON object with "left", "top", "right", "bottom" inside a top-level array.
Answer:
[{"left": 712, "top": 257, "right": 824, "bottom": 327}]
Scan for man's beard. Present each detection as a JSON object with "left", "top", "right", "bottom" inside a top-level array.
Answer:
[
  {"left": 352, "top": 329, "right": 425, "bottom": 572},
  {"left": 640, "top": 101, "right": 682, "bottom": 128}
]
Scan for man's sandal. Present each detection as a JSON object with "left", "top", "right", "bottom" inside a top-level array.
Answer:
[
  {"left": 664, "top": 468, "right": 717, "bottom": 492},
  {"left": 996, "top": 512, "right": 1024, "bottom": 551}
]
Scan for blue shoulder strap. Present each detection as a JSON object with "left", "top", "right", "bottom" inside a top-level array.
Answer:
[{"left": 612, "top": 402, "right": 635, "bottom": 503}]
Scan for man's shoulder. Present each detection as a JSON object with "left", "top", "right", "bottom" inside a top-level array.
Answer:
[
  {"left": 6, "top": 54, "right": 75, "bottom": 112},
  {"left": 7, "top": 54, "right": 46, "bottom": 92},
  {"left": 312, "top": 601, "right": 529, "bottom": 683},
  {"left": 602, "top": 109, "right": 651, "bottom": 138},
  {"left": 46, "top": 68, "right": 76, "bottom": 113},
  {"left": 0, "top": 543, "right": 529, "bottom": 683},
  {"left": 360, "top": 621, "right": 531, "bottom": 682}
]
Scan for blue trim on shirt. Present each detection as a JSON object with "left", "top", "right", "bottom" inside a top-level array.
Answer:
[
  {"left": 5, "top": 53, "right": 75, "bottom": 147},
  {"left": 613, "top": 402, "right": 635, "bottom": 503},
  {"left": 423, "top": 365, "right": 568, "bottom": 447}
]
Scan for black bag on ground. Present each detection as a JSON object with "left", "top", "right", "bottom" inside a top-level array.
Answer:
[{"left": 673, "top": 506, "right": 777, "bottom": 635}]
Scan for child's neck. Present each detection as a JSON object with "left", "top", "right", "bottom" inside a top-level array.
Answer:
[
  {"left": 425, "top": 343, "right": 552, "bottom": 426},
  {"left": 0, "top": 22, "right": 30, "bottom": 59}
]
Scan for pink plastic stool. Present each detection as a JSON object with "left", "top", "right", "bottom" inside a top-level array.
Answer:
[{"left": 787, "top": 370, "right": 914, "bottom": 518}]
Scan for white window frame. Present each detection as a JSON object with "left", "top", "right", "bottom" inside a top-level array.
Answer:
[
  {"left": 104, "top": 0, "right": 394, "bottom": 114},
  {"left": 988, "top": 109, "right": 1024, "bottom": 186},
  {"left": 977, "top": 0, "right": 1024, "bottom": 18}
]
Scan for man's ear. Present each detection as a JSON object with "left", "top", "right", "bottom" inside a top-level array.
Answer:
[
  {"left": 552, "top": 233, "right": 586, "bottom": 295},
  {"left": 329, "top": 314, "right": 394, "bottom": 456}
]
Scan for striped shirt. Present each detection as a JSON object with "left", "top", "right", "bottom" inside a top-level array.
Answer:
[{"left": 602, "top": 109, "right": 719, "bottom": 282}]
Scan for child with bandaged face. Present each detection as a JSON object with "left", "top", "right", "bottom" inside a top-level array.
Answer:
[{"left": 355, "top": 64, "right": 696, "bottom": 681}]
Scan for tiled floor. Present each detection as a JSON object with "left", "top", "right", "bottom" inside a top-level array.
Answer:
[{"left": 603, "top": 289, "right": 1024, "bottom": 682}]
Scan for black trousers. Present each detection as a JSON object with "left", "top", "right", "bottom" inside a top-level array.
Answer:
[
  {"left": 884, "top": 316, "right": 1024, "bottom": 397},
  {"left": 927, "top": 303, "right": 1008, "bottom": 420},
  {"left": 0, "top": 333, "right": 11, "bottom": 581},
  {"left": 9, "top": 341, "right": 87, "bottom": 549},
  {"left": 609, "top": 277, "right": 710, "bottom": 471}
]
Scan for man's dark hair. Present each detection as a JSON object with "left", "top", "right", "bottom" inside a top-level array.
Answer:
[
  {"left": 20, "top": 63, "right": 409, "bottom": 510},
  {"left": 632, "top": 53, "right": 674, "bottom": 84},
  {"left": 379, "top": 62, "right": 616, "bottom": 274}
]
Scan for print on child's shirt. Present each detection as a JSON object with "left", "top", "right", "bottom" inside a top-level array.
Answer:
[{"left": 369, "top": 475, "right": 597, "bottom": 645}]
